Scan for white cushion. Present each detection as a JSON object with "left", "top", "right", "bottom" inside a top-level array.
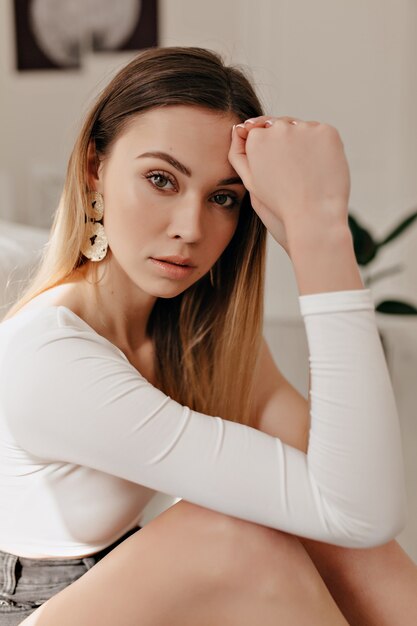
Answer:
[{"left": 0, "top": 220, "right": 49, "bottom": 317}]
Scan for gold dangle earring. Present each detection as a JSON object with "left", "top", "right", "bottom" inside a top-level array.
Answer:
[{"left": 81, "top": 191, "right": 108, "bottom": 262}]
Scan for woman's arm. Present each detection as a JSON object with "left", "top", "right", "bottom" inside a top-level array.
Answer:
[
  {"left": 239, "top": 112, "right": 417, "bottom": 626},
  {"left": 3, "top": 289, "right": 404, "bottom": 548},
  {"left": 3, "top": 117, "right": 406, "bottom": 549},
  {"left": 252, "top": 337, "right": 417, "bottom": 626},
  {"left": 229, "top": 116, "right": 407, "bottom": 542}
]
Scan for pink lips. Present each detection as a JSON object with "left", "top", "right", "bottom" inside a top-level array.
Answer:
[
  {"left": 150, "top": 256, "right": 195, "bottom": 279},
  {"left": 153, "top": 255, "right": 194, "bottom": 267}
]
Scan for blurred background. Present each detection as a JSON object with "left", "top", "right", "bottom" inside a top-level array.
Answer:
[{"left": 1, "top": 0, "right": 417, "bottom": 560}]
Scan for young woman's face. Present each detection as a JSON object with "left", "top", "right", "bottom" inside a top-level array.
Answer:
[{"left": 94, "top": 105, "right": 245, "bottom": 299}]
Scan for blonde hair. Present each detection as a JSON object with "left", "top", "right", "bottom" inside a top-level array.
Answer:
[{"left": 6, "top": 47, "right": 267, "bottom": 428}]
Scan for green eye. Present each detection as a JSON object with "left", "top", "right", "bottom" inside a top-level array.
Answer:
[
  {"left": 212, "top": 193, "right": 237, "bottom": 208},
  {"left": 152, "top": 174, "right": 169, "bottom": 188},
  {"left": 145, "top": 171, "right": 176, "bottom": 190}
]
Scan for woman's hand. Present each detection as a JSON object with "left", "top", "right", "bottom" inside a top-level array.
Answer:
[{"left": 228, "top": 116, "right": 351, "bottom": 254}]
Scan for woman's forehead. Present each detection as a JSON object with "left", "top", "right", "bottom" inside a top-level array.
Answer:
[
  {"left": 121, "top": 105, "right": 238, "bottom": 141},
  {"left": 110, "top": 106, "right": 239, "bottom": 174}
]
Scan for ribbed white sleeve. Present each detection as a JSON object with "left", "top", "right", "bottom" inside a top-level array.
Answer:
[
  {"left": 297, "top": 288, "right": 407, "bottom": 544},
  {"left": 2, "top": 289, "right": 407, "bottom": 549}
]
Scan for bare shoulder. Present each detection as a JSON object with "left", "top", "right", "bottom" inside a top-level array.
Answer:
[
  {"left": 16, "top": 281, "right": 83, "bottom": 315},
  {"left": 252, "top": 336, "right": 310, "bottom": 453}
]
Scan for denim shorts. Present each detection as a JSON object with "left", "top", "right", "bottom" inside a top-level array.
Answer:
[{"left": 0, "top": 526, "right": 141, "bottom": 625}]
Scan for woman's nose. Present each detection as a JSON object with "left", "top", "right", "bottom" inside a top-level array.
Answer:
[{"left": 166, "top": 198, "right": 204, "bottom": 242}]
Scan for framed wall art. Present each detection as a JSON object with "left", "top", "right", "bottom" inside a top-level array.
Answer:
[{"left": 14, "top": 0, "right": 158, "bottom": 71}]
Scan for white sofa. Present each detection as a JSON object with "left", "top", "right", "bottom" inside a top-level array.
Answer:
[{"left": 0, "top": 219, "right": 49, "bottom": 319}]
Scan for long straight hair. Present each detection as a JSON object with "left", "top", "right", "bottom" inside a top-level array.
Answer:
[{"left": 6, "top": 47, "right": 267, "bottom": 428}]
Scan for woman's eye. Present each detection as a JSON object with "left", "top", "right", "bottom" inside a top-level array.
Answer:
[
  {"left": 212, "top": 193, "right": 238, "bottom": 208},
  {"left": 146, "top": 172, "right": 176, "bottom": 190}
]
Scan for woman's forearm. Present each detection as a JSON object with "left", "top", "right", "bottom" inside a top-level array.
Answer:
[{"left": 286, "top": 217, "right": 364, "bottom": 295}]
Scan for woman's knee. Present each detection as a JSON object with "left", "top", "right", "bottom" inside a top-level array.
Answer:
[{"left": 157, "top": 500, "right": 326, "bottom": 601}]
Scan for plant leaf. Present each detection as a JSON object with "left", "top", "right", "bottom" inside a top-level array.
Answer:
[
  {"left": 378, "top": 210, "right": 417, "bottom": 246},
  {"left": 375, "top": 300, "right": 417, "bottom": 315},
  {"left": 348, "top": 213, "right": 378, "bottom": 265}
]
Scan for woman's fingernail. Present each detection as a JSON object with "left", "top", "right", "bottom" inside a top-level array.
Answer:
[
  {"left": 264, "top": 120, "right": 274, "bottom": 127},
  {"left": 244, "top": 119, "right": 256, "bottom": 125},
  {"left": 235, "top": 123, "right": 245, "bottom": 129}
]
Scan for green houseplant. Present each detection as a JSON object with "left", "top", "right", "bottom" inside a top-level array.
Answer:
[{"left": 348, "top": 209, "right": 417, "bottom": 315}]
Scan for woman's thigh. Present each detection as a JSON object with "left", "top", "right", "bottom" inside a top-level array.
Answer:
[{"left": 16, "top": 500, "right": 347, "bottom": 626}]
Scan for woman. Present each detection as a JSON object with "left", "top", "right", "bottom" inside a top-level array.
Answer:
[{"left": 0, "top": 46, "right": 413, "bottom": 625}]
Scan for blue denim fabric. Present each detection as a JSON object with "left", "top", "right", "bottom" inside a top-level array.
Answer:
[{"left": 0, "top": 526, "right": 141, "bottom": 625}]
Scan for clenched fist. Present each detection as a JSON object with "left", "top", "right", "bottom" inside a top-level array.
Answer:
[{"left": 228, "top": 116, "right": 351, "bottom": 254}]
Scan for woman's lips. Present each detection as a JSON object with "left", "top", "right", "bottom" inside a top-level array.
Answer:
[
  {"left": 155, "top": 255, "right": 194, "bottom": 266},
  {"left": 149, "top": 257, "right": 195, "bottom": 279}
]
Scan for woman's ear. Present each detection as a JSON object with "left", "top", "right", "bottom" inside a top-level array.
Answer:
[{"left": 86, "top": 140, "right": 103, "bottom": 192}]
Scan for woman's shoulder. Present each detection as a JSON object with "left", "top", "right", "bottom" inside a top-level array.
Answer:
[
  {"left": 0, "top": 301, "right": 125, "bottom": 365},
  {"left": 2, "top": 281, "right": 95, "bottom": 340}
]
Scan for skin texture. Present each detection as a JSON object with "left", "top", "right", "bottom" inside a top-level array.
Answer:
[{"left": 15, "top": 107, "right": 413, "bottom": 624}]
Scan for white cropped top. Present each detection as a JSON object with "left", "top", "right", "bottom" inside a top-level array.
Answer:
[{"left": 0, "top": 289, "right": 407, "bottom": 557}]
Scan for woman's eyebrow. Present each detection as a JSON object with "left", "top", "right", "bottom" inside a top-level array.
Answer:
[
  {"left": 136, "top": 151, "right": 244, "bottom": 186},
  {"left": 137, "top": 151, "right": 191, "bottom": 177},
  {"left": 220, "top": 176, "right": 244, "bottom": 186}
]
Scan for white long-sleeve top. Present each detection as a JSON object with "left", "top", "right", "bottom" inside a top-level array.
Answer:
[{"left": 0, "top": 289, "right": 407, "bottom": 557}]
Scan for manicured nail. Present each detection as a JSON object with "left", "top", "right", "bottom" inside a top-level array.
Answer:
[
  {"left": 244, "top": 119, "right": 256, "bottom": 125},
  {"left": 235, "top": 123, "right": 245, "bottom": 129},
  {"left": 264, "top": 120, "right": 274, "bottom": 127}
]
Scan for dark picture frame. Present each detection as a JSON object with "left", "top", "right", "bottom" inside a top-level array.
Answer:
[{"left": 14, "top": 0, "right": 158, "bottom": 71}]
